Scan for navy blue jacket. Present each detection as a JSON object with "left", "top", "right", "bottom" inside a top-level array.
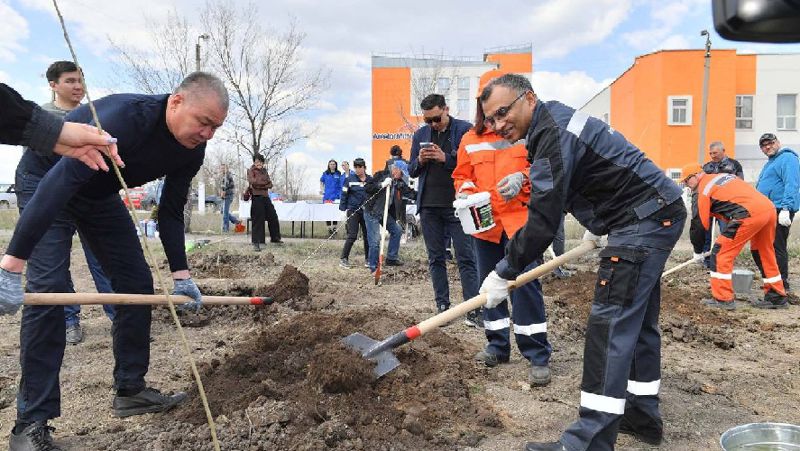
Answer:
[
  {"left": 7, "top": 94, "right": 204, "bottom": 272},
  {"left": 407, "top": 116, "right": 472, "bottom": 207},
  {"left": 339, "top": 173, "right": 372, "bottom": 211},
  {"left": 497, "top": 100, "right": 683, "bottom": 279}
]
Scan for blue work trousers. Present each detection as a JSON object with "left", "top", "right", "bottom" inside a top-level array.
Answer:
[
  {"left": 364, "top": 210, "right": 401, "bottom": 271},
  {"left": 475, "top": 235, "right": 551, "bottom": 366},
  {"left": 561, "top": 210, "right": 685, "bottom": 451}
]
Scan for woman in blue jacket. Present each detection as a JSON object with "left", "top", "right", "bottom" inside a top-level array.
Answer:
[{"left": 320, "top": 159, "right": 343, "bottom": 233}]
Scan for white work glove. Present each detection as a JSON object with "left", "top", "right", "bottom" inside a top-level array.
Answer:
[
  {"left": 496, "top": 172, "right": 525, "bottom": 201},
  {"left": 479, "top": 271, "right": 510, "bottom": 309},
  {"left": 0, "top": 268, "right": 24, "bottom": 315},
  {"left": 779, "top": 209, "right": 792, "bottom": 227},
  {"left": 582, "top": 230, "right": 607, "bottom": 248},
  {"left": 692, "top": 252, "right": 705, "bottom": 265},
  {"left": 380, "top": 177, "right": 392, "bottom": 188}
]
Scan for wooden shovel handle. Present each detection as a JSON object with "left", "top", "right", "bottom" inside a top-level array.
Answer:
[
  {"left": 23, "top": 293, "right": 272, "bottom": 306},
  {"left": 415, "top": 240, "right": 597, "bottom": 335}
]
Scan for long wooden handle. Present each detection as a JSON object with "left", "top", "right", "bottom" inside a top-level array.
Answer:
[
  {"left": 375, "top": 184, "right": 393, "bottom": 284},
  {"left": 416, "top": 240, "right": 597, "bottom": 335},
  {"left": 23, "top": 293, "right": 272, "bottom": 306},
  {"left": 662, "top": 252, "right": 708, "bottom": 278}
]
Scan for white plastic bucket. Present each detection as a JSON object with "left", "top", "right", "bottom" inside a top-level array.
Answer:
[{"left": 453, "top": 192, "right": 495, "bottom": 235}]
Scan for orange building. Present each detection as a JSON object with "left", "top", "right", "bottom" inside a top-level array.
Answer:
[
  {"left": 371, "top": 45, "right": 533, "bottom": 169},
  {"left": 582, "top": 50, "right": 800, "bottom": 181}
]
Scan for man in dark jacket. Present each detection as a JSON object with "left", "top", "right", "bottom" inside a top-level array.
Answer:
[
  {"left": 478, "top": 74, "right": 685, "bottom": 451},
  {"left": 0, "top": 72, "right": 228, "bottom": 450},
  {"left": 408, "top": 94, "right": 479, "bottom": 316},
  {"left": 339, "top": 158, "right": 372, "bottom": 268},
  {"left": 364, "top": 166, "right": 411, "bottom": 273}
]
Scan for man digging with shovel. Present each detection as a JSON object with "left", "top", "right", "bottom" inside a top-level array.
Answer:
[
  {"left": 478, "top": 74, "right": 686, "bottom": 451},
  {"left": 681, "top": 163, "right": 788, "bottom": 310}
]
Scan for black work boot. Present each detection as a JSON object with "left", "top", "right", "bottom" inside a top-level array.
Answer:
[
  {"left": 9, "top": 422, "right": 63, "bottom": 451},
  {"left": 753, "top": 289, "right": 789, "bottom": 309},
  {"left": 618, "top": 414, "right": 663, "bottom": 446},
  {"left": 252, "top": 243, "right": 261, "bottom": 252},
  {"left": 113, "top": 387, "right": 188, "bottom": 418},
  {"left": 523, "top": 441, "right": 566, "bottom": 451},
  {"left": 474, "top": 349, "right": 509, "bottom": 367}
]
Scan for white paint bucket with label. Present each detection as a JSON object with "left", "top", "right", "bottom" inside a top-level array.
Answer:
[{"left": 453, "top": 192, "right": 495, "bottom": 235}]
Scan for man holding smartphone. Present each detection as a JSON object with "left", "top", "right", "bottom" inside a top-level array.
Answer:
[{"left": 409, "top": 94, "right": 481, "bottom": 327}]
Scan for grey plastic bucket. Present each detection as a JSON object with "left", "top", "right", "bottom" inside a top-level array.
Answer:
[
  {"left": 732, "top": 269, "right": 754, "bottom": 295},
  {"left": 720, "top": 422, "right": 800, "bottom": 450}
]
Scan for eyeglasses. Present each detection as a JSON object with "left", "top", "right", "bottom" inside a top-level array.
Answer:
[
  {"left": 423, "top": 113, "right": 444, "bottom": 124},
  {"left": 760, "top": 140, "right": 775, "bottom": 149},
  {"left": 484, "top": 91, "right": 529, "bottom": 128}
]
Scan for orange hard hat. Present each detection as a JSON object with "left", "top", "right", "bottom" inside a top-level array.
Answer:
[
  {"left": 477, "top": 69, "right": 506, "bottom": 98},
  {"left": 679, "top": 163, "right": 703, "bottom": 182}
]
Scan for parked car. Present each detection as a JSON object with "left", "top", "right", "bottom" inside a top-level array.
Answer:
[
  {"left": 188, "top": 190, "right": 224, "bottom": 212},
  {"left": 121, "top": 187, "right": 146, "bottom": 209},
  {"left": 0, "top": 184, "right": 17, "bottom": 210}
]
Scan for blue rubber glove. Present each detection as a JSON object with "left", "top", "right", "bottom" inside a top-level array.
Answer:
[
  {"left": 0, "top": 268, "right": 24, "bottom": 315},
  {"left": 172, "top": 278, "right": 203, "bottom": 313}
]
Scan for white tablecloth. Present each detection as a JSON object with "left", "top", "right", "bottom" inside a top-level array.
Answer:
[{"left": 239, "top": 201, "right": 417, "bottom": 222}]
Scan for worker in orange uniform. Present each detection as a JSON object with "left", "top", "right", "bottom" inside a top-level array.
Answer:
[
  {"left": 681, "top": 163, "right": 788, "bottom": 310},
  {"left": 453, "top": 70, "right": 552, "bottom": 386}
]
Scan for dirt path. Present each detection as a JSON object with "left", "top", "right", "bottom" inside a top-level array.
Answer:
[{"left": 0, "top": 236, "right": 797, "bottom": 450}]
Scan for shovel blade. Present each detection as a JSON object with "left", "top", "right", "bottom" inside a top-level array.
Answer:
[{"left": 342, "top": 332, "right": 401, "bottom": 378}]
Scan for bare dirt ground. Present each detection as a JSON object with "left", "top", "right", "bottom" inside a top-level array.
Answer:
[{"left": 0, "top": 232, "right": 798, "bottom": 450}]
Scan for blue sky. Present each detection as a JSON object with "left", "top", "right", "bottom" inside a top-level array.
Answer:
[{"left": 3, "top": 0, "right": 800, "bottom": 187}]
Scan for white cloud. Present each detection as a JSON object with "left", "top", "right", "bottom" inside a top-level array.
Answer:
[
  {"left": 301, "top": 105, "right": 372, "bottom": 161},
  {"left": 0, "top": 145, "right": 23, "bottom": 183},
  {"left": 531, "top": 71, "right": 613, "bottom": 109},
  {"left": 658, "top": 34, "right": 691, "bottom": 50},
  {"left": 0, "top": 0, "right": 29, "bottom": 62},
  {"left": 622, "top": 0, "right": 707, "bottom": 52}
]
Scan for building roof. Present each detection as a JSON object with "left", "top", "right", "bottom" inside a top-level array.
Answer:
[{"left": 372, "top": 54, "right": 498, "bottom": 69}]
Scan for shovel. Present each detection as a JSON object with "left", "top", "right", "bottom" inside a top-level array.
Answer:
[
  {"left": 24, "top": 293, "right": 273, "bottom": 306},
  {"left": 344, "top": 239, "right": 597, "bottom": 378},
  {"left": 374, "top": 181, "right": 393, "bottom": 285}
]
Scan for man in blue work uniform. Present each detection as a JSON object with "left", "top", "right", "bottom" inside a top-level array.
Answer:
[
  {"left": 408, "top": 93, "right": 480, "bottom": 324},
  {"left": 0, "top": 72, "right": 228, "bottom": 450},
  {"left": 478, "top": 74, "right": 685, "bottom": 451}
]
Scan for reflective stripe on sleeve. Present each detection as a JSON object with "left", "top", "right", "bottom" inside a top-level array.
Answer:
[
  {"left": 566, "top": 111, "right": 590, "bottom": 137},
  {"left": 484, "top": 317, "right": 510, "bottom": 331},
  {"left": 579, "top": 391, "right": 626, "bottom": 415},
  {"left": 513, "top": 322, "right": 547, "bottom": 336},
  {"left": 627, "top": 379, "right": 661, "bottom": 396}
]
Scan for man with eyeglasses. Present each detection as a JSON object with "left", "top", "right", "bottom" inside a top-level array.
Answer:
[
  {"left": 408, "top": 93, "right": 481, "bottom": 326},
  {"left": 755, "top": 133, "right": 800, "bottom": 302},
  {"left": 477, "top": 74, "right": 686, "bottom": 451}
]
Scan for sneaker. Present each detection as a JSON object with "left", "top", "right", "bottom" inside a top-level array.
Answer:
[
  {"left": 464, "top": 309, "right": 483, "bottom": 328},
  {"left": 702, "top": 298, "right": 736, "bottom": 310},
  {"left": 65, "top": 324, "right": 84, "bottom": 345},
  {"left": 618, "top": 416, "right": 663, "bottom": 446},
  {"left": 9, "top": 422, "right": 63, "bottom": 451},
  {"left": 252, "top": 243, "right": 261, "bottom": 252},
  {"left": 339, "top": 258, "right": 351, "bottom": 269},
  {"left": 529, "top": 364, "right": 552, "bottom": 387},
  {"left": 112, "top": 387, "right": 188, "bottom": 418},
  {"left": 437, "top": 304, "right": 450, "bottom": 314},
  {"left": 474, "top": 349, "right": 509, "bottom": 367},
  {"left": 752, "top": 298, "right": 788, "bottom": 309},
  {"left": 384, "top": 259, "right": 404, "bottom": 266}
]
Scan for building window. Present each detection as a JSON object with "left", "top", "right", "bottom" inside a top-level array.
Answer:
[
  {"left": 777, "top": 94, "right": 797, "bottom": 130},
  {"left": 456, "top": 77, "right": 471, "bottom": 120},
  {"left": 735, "top": 95, "right": 753, "bottom": 129},
  {"left": 437, "top": 77, "right": 451, "bottom": 95},
  {"left": 457, "top": 98, "right": 470, "bottom": 120},
  {"left": 667, "top": 96, "right": 692, "bottom": 126},
  {"left": 666, "top": 168, "right": 682, "bottom": 181}
]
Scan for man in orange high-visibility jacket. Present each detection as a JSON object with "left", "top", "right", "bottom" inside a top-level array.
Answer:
[
  {"left": 681, "top": 162, "right": 788, "bottom": 310},
  {"left": 453, "top": 70, "right": 552, "bottom": 387}
]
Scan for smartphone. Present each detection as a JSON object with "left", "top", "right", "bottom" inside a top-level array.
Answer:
[{"left": 420, "top": 142, "right": 433, "bottom": 150}]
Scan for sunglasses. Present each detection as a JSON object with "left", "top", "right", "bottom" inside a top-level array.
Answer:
[
  {"left": 484, "top": 91, "right": 529, "bottom": 128},
  {"left": 423, "top": 113, "right": 444, "bottom": 124}
]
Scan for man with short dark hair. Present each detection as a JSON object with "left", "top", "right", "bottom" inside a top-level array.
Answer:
[
  {"left": 0, "top": 71, "right": 229, "bottom": 450},
  {"left": 339, "top": 158, "right": 371, "bottom": 268},
  {"left": 409, "top": 94, "right": 480, "bottom": 325},
  {"left": 478, "top": 74, "right": 685, "bottom": 451},
  {"left": 703, "top": 141, "right": 744, "bottom": 178},
  {"left": 756, "top": 132, "right": 800, "bottom": 300}
]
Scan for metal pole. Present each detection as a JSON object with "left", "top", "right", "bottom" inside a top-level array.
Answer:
[
  {"left": 698, "top": 30, "right": 712, "bottom": 164},
  {"left": 195, "top": 34, "right": 209, "bottom": 215}
]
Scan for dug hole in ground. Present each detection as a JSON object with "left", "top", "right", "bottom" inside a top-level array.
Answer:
[{"left": 0, "top": 226, "right": 798, "bottom": 450}]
